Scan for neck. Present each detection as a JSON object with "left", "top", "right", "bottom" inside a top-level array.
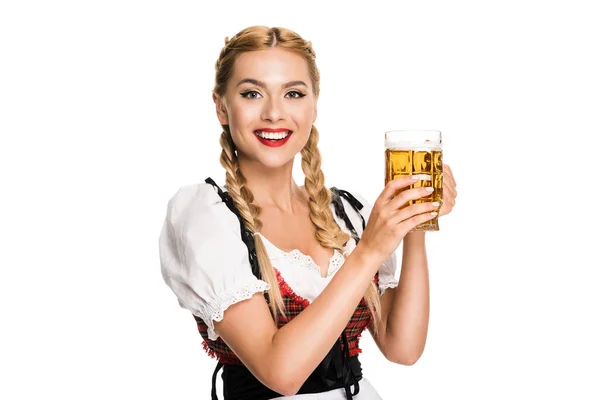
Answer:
[{"left": 237, "top": 156, "right": 306, "bottom": 213}]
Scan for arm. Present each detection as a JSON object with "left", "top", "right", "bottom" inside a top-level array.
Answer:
[
  {"left": 162, "top": 179, "right": 435, "bottom": 395},
  {"left": 371, "top": 163, "right": 458, "bottom": 362},
  {"left": 369, "top": 231, "right": 430, "bottom": 365},
  {"left": 159, "top": 183, "right": 385, "bottom": 395},
  {"left": 216, "top": 177, "right": 438, "bottom": 395},
  {"left": 214, "top": 245, "right": 382, "bottom": 396}
]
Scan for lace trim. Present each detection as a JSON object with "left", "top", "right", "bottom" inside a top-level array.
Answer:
[
  {"left": 202, "top": 280, "right": 270, "bottom": 341},
  {"left": 279, "top": 248, "right": 345, "bottom": 278},
  {"left": 378, "top": 280, "right": 399, "bottom": 295},
  {"left": 257, "top": 233, "right": 346, "bottom": 278}
]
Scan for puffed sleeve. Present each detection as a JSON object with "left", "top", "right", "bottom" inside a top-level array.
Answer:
[
  {"left": 158, "top": 183, "right": 270, "bottom": 341},
  {"left": 338, "top": 190, "right": 400, "bottom": 295}
]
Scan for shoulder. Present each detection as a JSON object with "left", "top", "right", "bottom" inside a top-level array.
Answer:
[
  {"left": 159, "top": 182, "right": 270, "bottom": 341},
  {"left": 162, "top": 181, "right": 239, "bottom": 233},
  {"left": 329, "top": 186, "right": 373, "bottom": 237},
  {"left": 330, "top": 186, "right": 373, "bottom": 216},
  {"left": 160, "top": 181, "right": 246, "bottom": 272},
  {"left": 165, "top": 182, "right": 221, "bottom": 217}
]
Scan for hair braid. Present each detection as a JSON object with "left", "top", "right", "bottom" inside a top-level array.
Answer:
[
  {"left": 219, "top": 129, "right": 286, "bottom": 320},
  {"left": 212, "top": 26, "right": 383, "bottom": 334},
  {"left": 301, "top": 125, "right": 382, "bottom": 337}
]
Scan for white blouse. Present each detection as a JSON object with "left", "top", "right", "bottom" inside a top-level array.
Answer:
[{"left": 159, "top": 182, "right": 399, "bottom": 341}]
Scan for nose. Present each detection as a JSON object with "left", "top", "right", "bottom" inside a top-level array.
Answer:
[{"left": 261, "top": 96, "right": 285, "bottom": 122}]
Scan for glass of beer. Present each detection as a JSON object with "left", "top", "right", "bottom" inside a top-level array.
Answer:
[{"left": 385, "top": 130, "right": 443, "bottom": 231}]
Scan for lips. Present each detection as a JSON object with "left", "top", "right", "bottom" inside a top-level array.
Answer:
[
  {"left": 253, "top": 128, "right": 293, "bottom": 147},
  {"left": 254, "top": 128, "right": 291, "bottom": 132}
]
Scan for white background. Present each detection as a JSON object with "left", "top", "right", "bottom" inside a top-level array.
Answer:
[{"left": 1, "top": 0, "right": 599, "bottom": 399}]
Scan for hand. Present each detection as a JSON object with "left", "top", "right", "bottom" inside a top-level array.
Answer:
[
  {"left": 358, "top": 176, "right": 439, "bottom": 263},
  {"left": 439, "top": 164, "right": 457, "bottom": 217}
]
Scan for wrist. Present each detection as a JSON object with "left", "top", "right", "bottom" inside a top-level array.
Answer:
[
  {"left": 404, "top": 230, "right": 426, "bottom": 242},
  {"left": 352, "top": 242, "right": 386, "bottom": 271}
]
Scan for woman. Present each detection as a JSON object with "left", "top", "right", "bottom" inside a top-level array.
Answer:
[{"left": 159, "top": 26, "right": 457, "bottom": 400}]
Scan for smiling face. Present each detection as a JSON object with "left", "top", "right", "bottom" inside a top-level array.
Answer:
[{"left": 214, "top": 47, "right": 318, "bottom": 170}]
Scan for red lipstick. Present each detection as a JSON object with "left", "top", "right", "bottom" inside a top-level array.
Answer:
[{"left": 254, "top": 128, "right": 293, "bottom": 148}]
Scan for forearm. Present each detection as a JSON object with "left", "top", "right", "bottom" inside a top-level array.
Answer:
[
  {"left": 270, "top": 244, "right": 383, "bottom": 389},
  {"left": 385, "top": 231, "right": 430, "bottom": 364}
]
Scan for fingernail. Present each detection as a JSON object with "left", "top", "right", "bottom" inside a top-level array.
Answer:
[
  {"left": 425, "top": 187, "right": 434, "bottom": 192},
  {"left": 411, "top": 176, "right": 419, "bottom": 180},
  {"left": 431, "top": 201, "right": 440, "bottom": 207},
  {"left": 430, "top": 212, "right": 438, "bottom": 216}
]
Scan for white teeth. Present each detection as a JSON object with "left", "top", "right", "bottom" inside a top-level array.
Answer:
[{"left": 255, "top": 130, "right": 290, "bottom": 140}]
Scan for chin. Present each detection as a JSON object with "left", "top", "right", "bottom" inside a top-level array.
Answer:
[{"left": 255, "top": 154, "right": 295, "bottom": 170}]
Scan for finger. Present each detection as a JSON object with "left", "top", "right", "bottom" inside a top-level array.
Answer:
[
  {"left": 443, "top": 179, "right": 457, "bottom": 199},
  {"left": 438, "top": 202, "right": 448, "bottom": 217},
  {"left": 438, "top": 181, "right": 455, "bottom": 217},
  {"left": 380, "top": 176, "right": 421, "bottom": 202},
  {"left": 439, "top": 193, "right": 455, "bottom": 211},
  {"left": 443, "top": 164, "right": 456, "bottom": 188},
  {"left": 442, "top": 172, "right": 456, "bottom": 199},
  {"left": 388, "top": 185, "right": 434, "bottom": 211},
  {"left": 390, "top": 201, "right": 439, "bottom": 224},
  {"left": 397, "top": 210, "right": 438, "bottom": 233},
  {"left": 443, "top": 168, "right": 455, "bottom": 189}
]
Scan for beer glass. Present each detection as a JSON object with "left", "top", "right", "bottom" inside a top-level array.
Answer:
[{"left": 385, "top": 130, "right": 443, "bottom": 231}]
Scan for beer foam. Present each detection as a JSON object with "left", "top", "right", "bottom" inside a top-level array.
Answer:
[
  {"left": 384, "top": 130, "right": 442, "bottom": 150},
  {"left": 385, "top": 140, "right": 441, "bottom": 151}
]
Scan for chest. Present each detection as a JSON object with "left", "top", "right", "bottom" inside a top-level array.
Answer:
[{"left": 259, "top": 210, "right": 335, "bottom": 278}]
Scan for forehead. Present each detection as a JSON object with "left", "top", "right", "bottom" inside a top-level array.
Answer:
[{"left": 231, "top": 47, "right": 311, "bottom": 86}]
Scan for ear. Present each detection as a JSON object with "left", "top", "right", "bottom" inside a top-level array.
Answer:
[{"left": 213, "top": 93, "right": 229, "bottom": 125}]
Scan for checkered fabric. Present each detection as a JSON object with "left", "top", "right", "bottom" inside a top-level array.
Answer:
[{"left": 194, "top": 269, "right": 374, "bottom": 365}]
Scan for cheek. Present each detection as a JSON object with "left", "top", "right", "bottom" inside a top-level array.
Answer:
[
  {"left": 291, "top": 104, "right": 316, "bottom": 127},
  {"left": 229, "top": 102, "right": 257, "bottom": 128}
]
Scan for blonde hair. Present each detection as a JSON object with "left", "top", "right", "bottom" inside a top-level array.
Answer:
[{"left": 213, "top": 26, "right": 381, "bottom": 337}]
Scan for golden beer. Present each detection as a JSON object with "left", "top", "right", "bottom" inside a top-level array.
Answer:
[{"left": 384, "top": 131, "right": 443, "bottom": 231}]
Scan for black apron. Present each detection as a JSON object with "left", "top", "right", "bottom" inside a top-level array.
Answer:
[{"left": 205, "top": 178, "right": 370, "bottom": 400}]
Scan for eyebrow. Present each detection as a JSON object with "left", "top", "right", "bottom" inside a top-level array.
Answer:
[{"left": 236, "top": 78, "right": 308, "bottom": 89}]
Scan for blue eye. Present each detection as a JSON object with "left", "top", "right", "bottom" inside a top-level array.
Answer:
[
  {"left": 240, "top": 91, "right": 261, "bottom": 99},
  {"left": 286, "top": 91, "right": 306, "bottom": 99}
]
